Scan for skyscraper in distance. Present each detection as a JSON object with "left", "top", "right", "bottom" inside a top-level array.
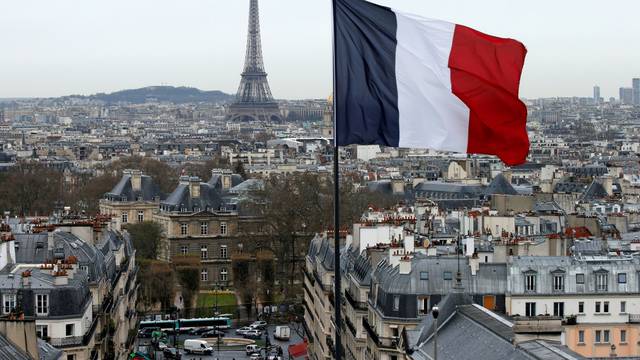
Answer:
[
  {"left": 593, "top": 85, "right": 600, "bottom": 104},
  {"left": 620, "top": 87, "right": 633, "bottom": 105},
  {"left": 633, "top": 78, "right": 640, "bottom": 105}
]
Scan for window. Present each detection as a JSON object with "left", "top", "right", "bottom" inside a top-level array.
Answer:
[
  {"left": 393, "top": 296, "right": 400, "bottom": 311},
  {"left": 595, "top": 273, "right": 608, "bottom": 292},
  {"left": 121, "top": 212, "right": 128, "bottom": 224},
  {"left": 576, "top": 273, "right": 585, "bottom": 284},
  {"left": 220, "top": 268, "right": 228, "bottom": 282},
  {"left": 621, "top": 330, "right": 627, "bottom": 343},
  {"left": 578, "top": 330, "right": 585, "bottom": 344},
  {"left": 36, "top": 294, "right": 48, "bottom": 316},
  {"left": 36, "top": 325, "right": 48, "bottom": 339},
  {"left": 65, "top": 324, "right": 74, "bottom": 337},
  {"left": 420, "top": 271, "right": 429, "bottom": 280},
  {"left": 391, "top": 327, "right": 399, "bottom": 338},
  {"left": 2, "top": 294, "right": 15, "bottom": 314},
  {"left": 553, "top": 275, "right": 564, "bottom": 292},
  {"left": 595, "top": 330, "right": 602, "bottom": 343},
  {"left": 618, "top": 273, "right": 627, "bottom": 284},
  {"left": 553, "top": 302, "right": 564, "bottom": 317},
  {"left": 525, "top": 302, "right": 536, "bottom": 317},
  {"left": 596, "top": 302, "right": 601, "bottom": 313},
  {"left": 525, "top": 274, "right": 537, "bottom": 292},
  {"left": 604, "top": 301, "right": 609, "bottom": 313},
  {"left": 220, "top": 222, "right": 228, "bottom": 235},
  {"left": 443, "top": 271, "right": 452, "bottom": 280},
  {"left": 418, "top": 297, "right": 429, "bottom": 314},
  {"left": 200, "top": 245, "right": 208, "bottom": 259},
  {"left": 79, "top": 265, "right": 89, "bottom": 274},
  {"left": 200, "top": 222, "right": 208, "bottom": 235},
  {"left": 220, "top": 245, "right": 228, "bottom": 259},
  {"left": 67, "top": 355, "right": 75, "bottom": 360},
  {"left": 180, "top": 223, "right": 188, "bottom": 235},
  {"left": 200, "top": 269, "right": 208, "bottom": 282},
  {"left": 137, "top": 211, "right": 144, "bottom": 222},
  {"left": 578, "top": 301, "right": 584, "bottom": 314},
  {"left": 603, "top": 330, "right": 610, "bottom": 343},
  {"left": 621, "top": 301, "right": 626, "bottom": 313},
  {"left": 180, "top": 245, "right": 188, "bottom": 255}
]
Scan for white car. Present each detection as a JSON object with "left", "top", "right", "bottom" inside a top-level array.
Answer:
[
  {"left": 236, "top": 326, "right": 253, "bottom": 335},
  {"left": 249, "top": 354, "right": 262, "bottom": 360},
  {"left": 250, "top": 321, "right": 268, "bottom": 330},
  {"left": 157, "top": 342, "right": 168, "bottom": 351}
]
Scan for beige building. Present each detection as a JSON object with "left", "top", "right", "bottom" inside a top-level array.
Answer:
[{"left": 99, "top": 169, "right": 161, "bottom": 231}]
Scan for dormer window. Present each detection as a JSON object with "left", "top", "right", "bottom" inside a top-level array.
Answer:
[
  {"left": 551, "top": 269, "right": 565, "bottom": 293},
  {"left": 595, "top": 271, "right": 608, "bottom": 292},
  {"left": 524, "top": 271, "right": 537, "bottom": 293}
]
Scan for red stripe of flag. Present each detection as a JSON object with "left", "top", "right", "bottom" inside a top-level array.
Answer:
[{"left": 449, "top": 25, "right": 529, "bottom": 166}]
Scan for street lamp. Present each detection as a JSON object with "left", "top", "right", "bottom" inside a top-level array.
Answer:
[{"left": 432, "top": 306, "right": 440, "bottom": 360}]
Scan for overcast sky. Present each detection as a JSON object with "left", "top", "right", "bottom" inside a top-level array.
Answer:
[{"left": 1, "top": 0, "right": 639, "bottom": 99}]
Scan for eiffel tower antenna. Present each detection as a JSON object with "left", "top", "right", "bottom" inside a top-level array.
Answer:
[{"left": 226, "top": 0, "right": 282, "bottom": 123}]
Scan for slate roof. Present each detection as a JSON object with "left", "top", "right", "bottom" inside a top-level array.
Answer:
[
  {"left": 104, "top": 173, "right": 161, "bottom": 202},
  {"left": 484, "top": 173, "right": 518, "bottom": 196},
  {"left": 37, "top": 339, "right": 63, "bottom": 360},
  {"left": 409, "top": 303, "right": 587, "bottom": 360},
  {"left": 0, "top": 334, "right": 30, "bottom": 360},
  {"left": 161, "top": 182, "right": 223, "bottom": 212}
]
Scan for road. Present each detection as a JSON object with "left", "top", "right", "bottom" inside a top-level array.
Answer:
[{"left": 139, "top": 324, "right": 305, "bottom": 360}]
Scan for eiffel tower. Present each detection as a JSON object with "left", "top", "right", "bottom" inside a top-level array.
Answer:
[{"left": 226, "top": 0, "right": 282, "bottom": 123}]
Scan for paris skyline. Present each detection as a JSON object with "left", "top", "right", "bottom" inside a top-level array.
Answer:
[{"left": 1, "top": 0, "right": 639, "bottom": 99}]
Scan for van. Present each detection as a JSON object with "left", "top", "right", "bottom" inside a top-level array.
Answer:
[
  {"left": 183, "top": 339, "right": 213, "bottom": 355},
  {"left": 273, "top": 326, "right": 290, "bottom": 341},
  {"left": 246, "top": 344, "right": 261, "bottom": 355}
]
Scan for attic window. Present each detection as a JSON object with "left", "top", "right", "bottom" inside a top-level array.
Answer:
[{"left": 420, "top": 271, "right": 429, "bottom": 280}]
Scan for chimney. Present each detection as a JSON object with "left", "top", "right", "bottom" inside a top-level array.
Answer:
[
  {"left": 398, "top": 257, "right": 412, "bottom": 275},
  {"left": 21, "top": 270, "right": 31, "bottom": 287},
  {"left": 189, "top": 177, "right": 201, "bottom": 198},
  {"left": 391, "top": 178, "right": 405, "bottom": 195},
  {"left": 130, "top": 169, "right": 143, "bottom": 192},
  {"left": 179, "top": 175, "right": 190, "bottom": 186},
  {"left": 602, "top": 176, "right": 613, "bottom": 196},
  {"left": 222, "top": 171, "right": 232, "bottom": 190},
  {"left": 469, "top": 256, "right": 479, "bottom": 275}
]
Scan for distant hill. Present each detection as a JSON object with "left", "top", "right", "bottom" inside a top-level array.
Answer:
[{"left": 64, "top": 86, "right": 235, "bottom": 104}]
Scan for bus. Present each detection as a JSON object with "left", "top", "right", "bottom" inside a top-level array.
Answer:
[{"left": 139, "top": 316, "right": 233, "bottom": 332}]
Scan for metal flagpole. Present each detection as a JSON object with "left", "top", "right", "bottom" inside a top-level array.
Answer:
[{"left": 331, "top": 0, "right": 343, "bottom": 359}]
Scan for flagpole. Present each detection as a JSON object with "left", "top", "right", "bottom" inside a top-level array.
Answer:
[{"left": 331, "top": 0, "right": 343, "bottom": 359}]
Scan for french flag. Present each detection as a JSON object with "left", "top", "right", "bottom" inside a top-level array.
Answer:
[{"left": 334, "top": 0, "right": 529, "bottom": 166}]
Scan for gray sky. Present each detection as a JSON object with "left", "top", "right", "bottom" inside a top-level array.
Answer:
[{"left": 1, "top": 0, "right": 639, "bottom": 99}]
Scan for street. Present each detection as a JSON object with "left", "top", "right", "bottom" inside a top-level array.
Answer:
[{"left": 139, "top": 324, "right": 305, "bottom": 360}]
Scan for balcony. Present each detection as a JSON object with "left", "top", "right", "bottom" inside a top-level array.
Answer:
[
  {"left": 345, "top": 316, "right": 357, "bottom": 337},
  {"left": 361, "top": 318, "right": 397, "bottom": 350},
  {"left": 344, "top": 290, "right": 367, "bottom": 311},
  {"left": 629, "top": 314, "right": 640, "bottom": 323}
]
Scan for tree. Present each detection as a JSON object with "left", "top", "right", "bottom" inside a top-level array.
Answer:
[
  {"left": 127, "top": 221, "right": 162, "bottom": 259},
  {"left": 232, "top": 253, "right": 256, "bottom": 315},
  {"left": 234, "top": 161, "right": 247, "bottom": 179},
  {"left": 138, "top": 259, "right": 175, "bottom": 312},
  {"left": 173, "top": 255, "right": 201, "bottom": 316},
  {"left": 0, "top": 162, "right": 63, "bottom": 216}
]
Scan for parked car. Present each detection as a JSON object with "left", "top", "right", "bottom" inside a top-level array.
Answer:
[
  {"left": 273, "top": 326, "right": 291, "bottom": 341},
  {"left": 246, "top": 344, "right": 261, "bottom": 355},
  {"left": 156, "top": 342, "right": 168, "bottom": 351},
  {"left": 189, "top": 327, "right": 211, "bottom": 336},
  {"left": 250, "top": 321, "right": 268, "bottom": 330},
  {"left": 183, "top": 339, "right": 213, "bottom": 355},
  {"left": 201, "top": 329, "right": 226, "bottom": 338},
  {"left": 244, "top": 329, "right": 262, "bottom": 339},
  {"left": 137, "top": 327, "right": 160, "bottom": 338},
  {"left": 163, "top": 347, "right": 182, "bottom": 359},
  {"left": 236, "top": 326, "right": 253, "bottom": 335}
]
